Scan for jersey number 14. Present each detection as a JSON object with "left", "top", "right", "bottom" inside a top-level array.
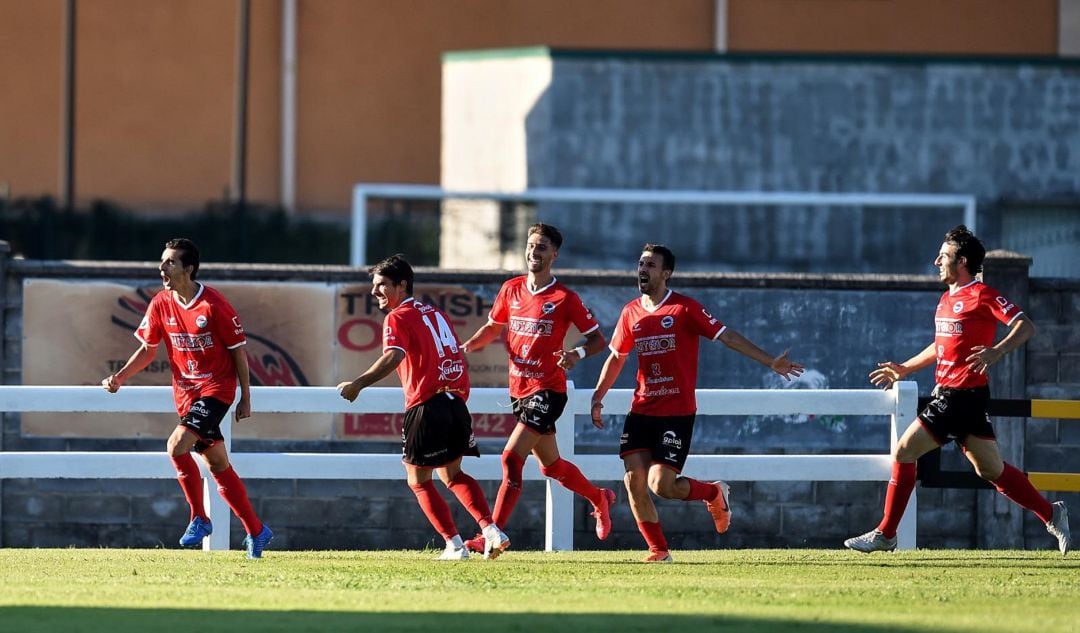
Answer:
[{"left": 421, "top": 313, "right": 459, "bottom": 358}]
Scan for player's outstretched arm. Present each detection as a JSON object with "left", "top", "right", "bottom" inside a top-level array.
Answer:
[
  {"left": 966, "top": 314, "right": 1035, "bottom": 375},
  {"left": 461, "top": 322, "right": 505, "bottom": 354},
  {"left": 589, "top": 350, "right": 627, "bottom": 429},
  {"left": 718, "top": 328, "right": 805, "bottom": 380},
  {"left": 869, "top": 342, "right": 936, "bottom": 389},
  {"left": 101, "top": 344, "right": 156, "bottom": 393},
  {"left": 337, "top": 348, "right": 405, "bottom": 402}
]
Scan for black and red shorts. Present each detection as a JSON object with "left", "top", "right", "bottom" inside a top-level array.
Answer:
[
  {"left": 619, "top": 411, "right": 696, "bottom": 472},
  {"left": 402, "top": 392, "right": 480, "bottom": 468},
  {"left": 179, "top": 396, "right": 231, "bottom": 454},
  {"left": 918, "top": 385, "right": 996, "bottom": 446},
  {"left": 511, "top": 389, "right": 568, "bottom": 435}
]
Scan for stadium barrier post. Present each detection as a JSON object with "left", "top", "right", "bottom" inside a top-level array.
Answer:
[
  {"left": 545, "top": 381, "right": 577, "bottom": 551},
  {"left": 894, "top": 381, "right": 919, "bottom": 550},
  {"left": 203, "top": 403, "right": 235, "bottom": 551}
]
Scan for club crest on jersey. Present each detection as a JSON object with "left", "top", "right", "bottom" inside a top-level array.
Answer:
[
  {"left": 661, "top": 316, "right": 675, "bottom": 328},
  {"left": 195, "top": 315, "right": 208, "bottom": 328},
  {"left": 952, "top": 302, "right": 964, "bottom": 313},
  {"left": 438, "top": 358, "right": 465, "bottom": 382},
  {"left": 541, "top": 302, "right": 556, "bottom": 314}
]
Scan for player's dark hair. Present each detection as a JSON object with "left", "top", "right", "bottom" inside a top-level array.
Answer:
[
  {"left": 643, "top": 243, "right": 676, "bottom": 272},
  {"left": 944, "top": 225, "right": 985, "bottom": 275},
  {"left": 368, "top": 253, "right": 414, "bottom": 295},
  {"left": 164, "top": 238, "right": 200, "bottom": 280},
  {"left": 528, "top": 223, "right": 563, "bottom": 250}
]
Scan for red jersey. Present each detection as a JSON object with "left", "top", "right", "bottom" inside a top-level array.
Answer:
[
  {"left": 383, "top": 297, "right": 470, "bottom": 409},
  {"left": 610, "top": 290, "right": 726, "bottom": 416},
  {"left": 933, "top": 280, "right": 1023, "bottom": 389},
  {"left": 135, "top": 284, "right": 246, "bottom": 416},
  {"left": 489, "top": 276, "right": 600, "bottom": 398}
]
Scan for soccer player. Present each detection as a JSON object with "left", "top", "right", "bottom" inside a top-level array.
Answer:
[
  {"left": 845, "top": 225, "right": 1071, "bottom": 555},
  {"left": 102, "top": 238, "right": 273, "bottom": 558},
  {"left": 460, "top": 223, "right": 615, "bottom": 553},
  {"left": 590, "top": 243, "right": 804, "bottom": 562},
  {"left": 337, "top": 254, "right": 510, "bottom": 560}
]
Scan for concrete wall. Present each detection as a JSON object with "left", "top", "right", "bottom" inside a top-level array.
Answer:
[
  {"left": 441, "top": 51, "right": 1080, "bottom": 273},
  {"left": 2, "top": 252, "right": 1076, "bottom": 551}
]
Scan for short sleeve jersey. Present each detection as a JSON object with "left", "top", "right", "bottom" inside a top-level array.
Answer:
[
  {"left": 610, "top": 290, "right": 726, "bottom": 416},
  {"left": 489, "top": 276, "right": 600, "bottom": 398},
  {"left": 135, "top": 284, "right": 246, "bottom": 416},
  {"left": 383, "top": 297, "right": 470, "bottom": 409},
  {"left": 933, "top": 280, "right": 1023, "bottom": 389}
]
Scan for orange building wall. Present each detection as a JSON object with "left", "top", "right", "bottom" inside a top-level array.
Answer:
[
  {"left": 0, "top": 0, "right": 1062, "bottom": 215},
  {"left": 727, "top": 0, "right": 1057, "bottom": 55}
]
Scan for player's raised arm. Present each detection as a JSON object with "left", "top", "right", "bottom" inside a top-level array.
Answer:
[{"left": 717, "top": 328, "right": 804, "bottom": 380}]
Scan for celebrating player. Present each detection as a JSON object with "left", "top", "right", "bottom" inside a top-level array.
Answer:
[
  {"left": 102, "top": 238, "right": 273, "bottom": 558},
  {"left": 590, "top": 243, "right": 804, "bottom": 562},
  {"left": 845, "top": 225, "right": 1071, "bottom": 555},
  {"left": 337, "top": 254, "right": 510, "bottom": 560},
  {"left": 460, "top": 223, "right": 615, "bottom": 554}
]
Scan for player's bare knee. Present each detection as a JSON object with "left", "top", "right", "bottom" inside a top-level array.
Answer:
[
  {"left": 624, "top": 469, "right": 647, "bottom": 493},
  {"left": 974, "top": 462, "right": 1003, "bottom": 481}
]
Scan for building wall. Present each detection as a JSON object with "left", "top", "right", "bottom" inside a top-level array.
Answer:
[
  {"left": 442, "top": 50, "right": 1080, "bottom": 271},
  {"left": 0, "top": 1, "right": 1065, "bottom": 215}
]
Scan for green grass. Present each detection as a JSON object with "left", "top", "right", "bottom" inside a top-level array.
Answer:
[{"left": 0, "top": 549, "right": 1076, "bottom": 633}]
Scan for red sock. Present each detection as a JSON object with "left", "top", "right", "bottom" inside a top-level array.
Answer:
[
  {"left": 211, "top": 466, "right": 263, "bottom": 536},
  {"left": 992, "top": 462, "right": 1053, "bottom": 523},
  {"left": 447, "top": 472, "right": 494, "bottom": 529},
  {"left": 636, "top": 520, "right": 669, "bottom": 553},
  {"left": 492, "top": 451, "right": 525, "bottom": 527},
  {"left": 540, "top": 458, "right": 603, "bottom": 506},
  {"left": 409, "top": 481, "right": 458, "bottom": 541},
  {"left": 876, "top": 461, "right": 917, "bottom": 538},
  {"left": 171, "top": 453, "right": 206, "bottom": 521},
  {"left": 681, "top": 477, "right": 719, "bottom": 502}
]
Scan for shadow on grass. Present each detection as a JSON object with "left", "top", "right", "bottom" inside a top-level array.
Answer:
[{"left": 0, "top": 607, "right": 933, "bottom": 633}]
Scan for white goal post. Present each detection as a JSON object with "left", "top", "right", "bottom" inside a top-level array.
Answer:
[
  {"left": 0, "top": 382, "right": 918, "bottom": 552},
  {"left": 349, "top": 183, "right": 977, "bottom": 267}
]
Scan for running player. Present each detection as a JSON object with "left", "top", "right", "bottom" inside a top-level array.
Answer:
[
  {"left": 845, "top": 225, "right": 1071, "bottom": 555},
  {"left": 337, "top": 254, "right": 510, "bottom": 560},
  {"left": 102, "top": 238, "right": 273, "bottom": 558},
  {"left": 590, "top": 243, "right": 804, "bottom": 562},
  {"left": 460, "top": 223, "right": 615, "bottom": 553}
]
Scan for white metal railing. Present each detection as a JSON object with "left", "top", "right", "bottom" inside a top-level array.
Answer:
[
  {"left": 0, "top": 382, "right": 919, "bottom": 551},
  {"left": 349, "top": 182, "right": 977, "bottom": 266}
]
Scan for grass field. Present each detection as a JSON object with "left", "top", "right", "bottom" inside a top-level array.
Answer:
[{"left": 0, "top": 549, "right": 1076, "bottom": 633}]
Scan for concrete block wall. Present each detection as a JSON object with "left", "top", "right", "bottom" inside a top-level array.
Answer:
[{"left": 441, "top": 50, "right": 1080, "bottom": 273}]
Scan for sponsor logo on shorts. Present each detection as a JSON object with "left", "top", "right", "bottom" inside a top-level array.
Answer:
[
  {"left": 524, "top": 394, "right": 550, "bottom": 413},
  {"left": 666, "top": 452, "right": 679, "bottom": 462},
  {"left": 189, "top": 400, "right": 211, "bottom": 419},
  {"left": 619, "top": 433, "right": 629, "bottom": 445},
  {"left": 662, "top": 430, "right": 683, "bottom": 449}
]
